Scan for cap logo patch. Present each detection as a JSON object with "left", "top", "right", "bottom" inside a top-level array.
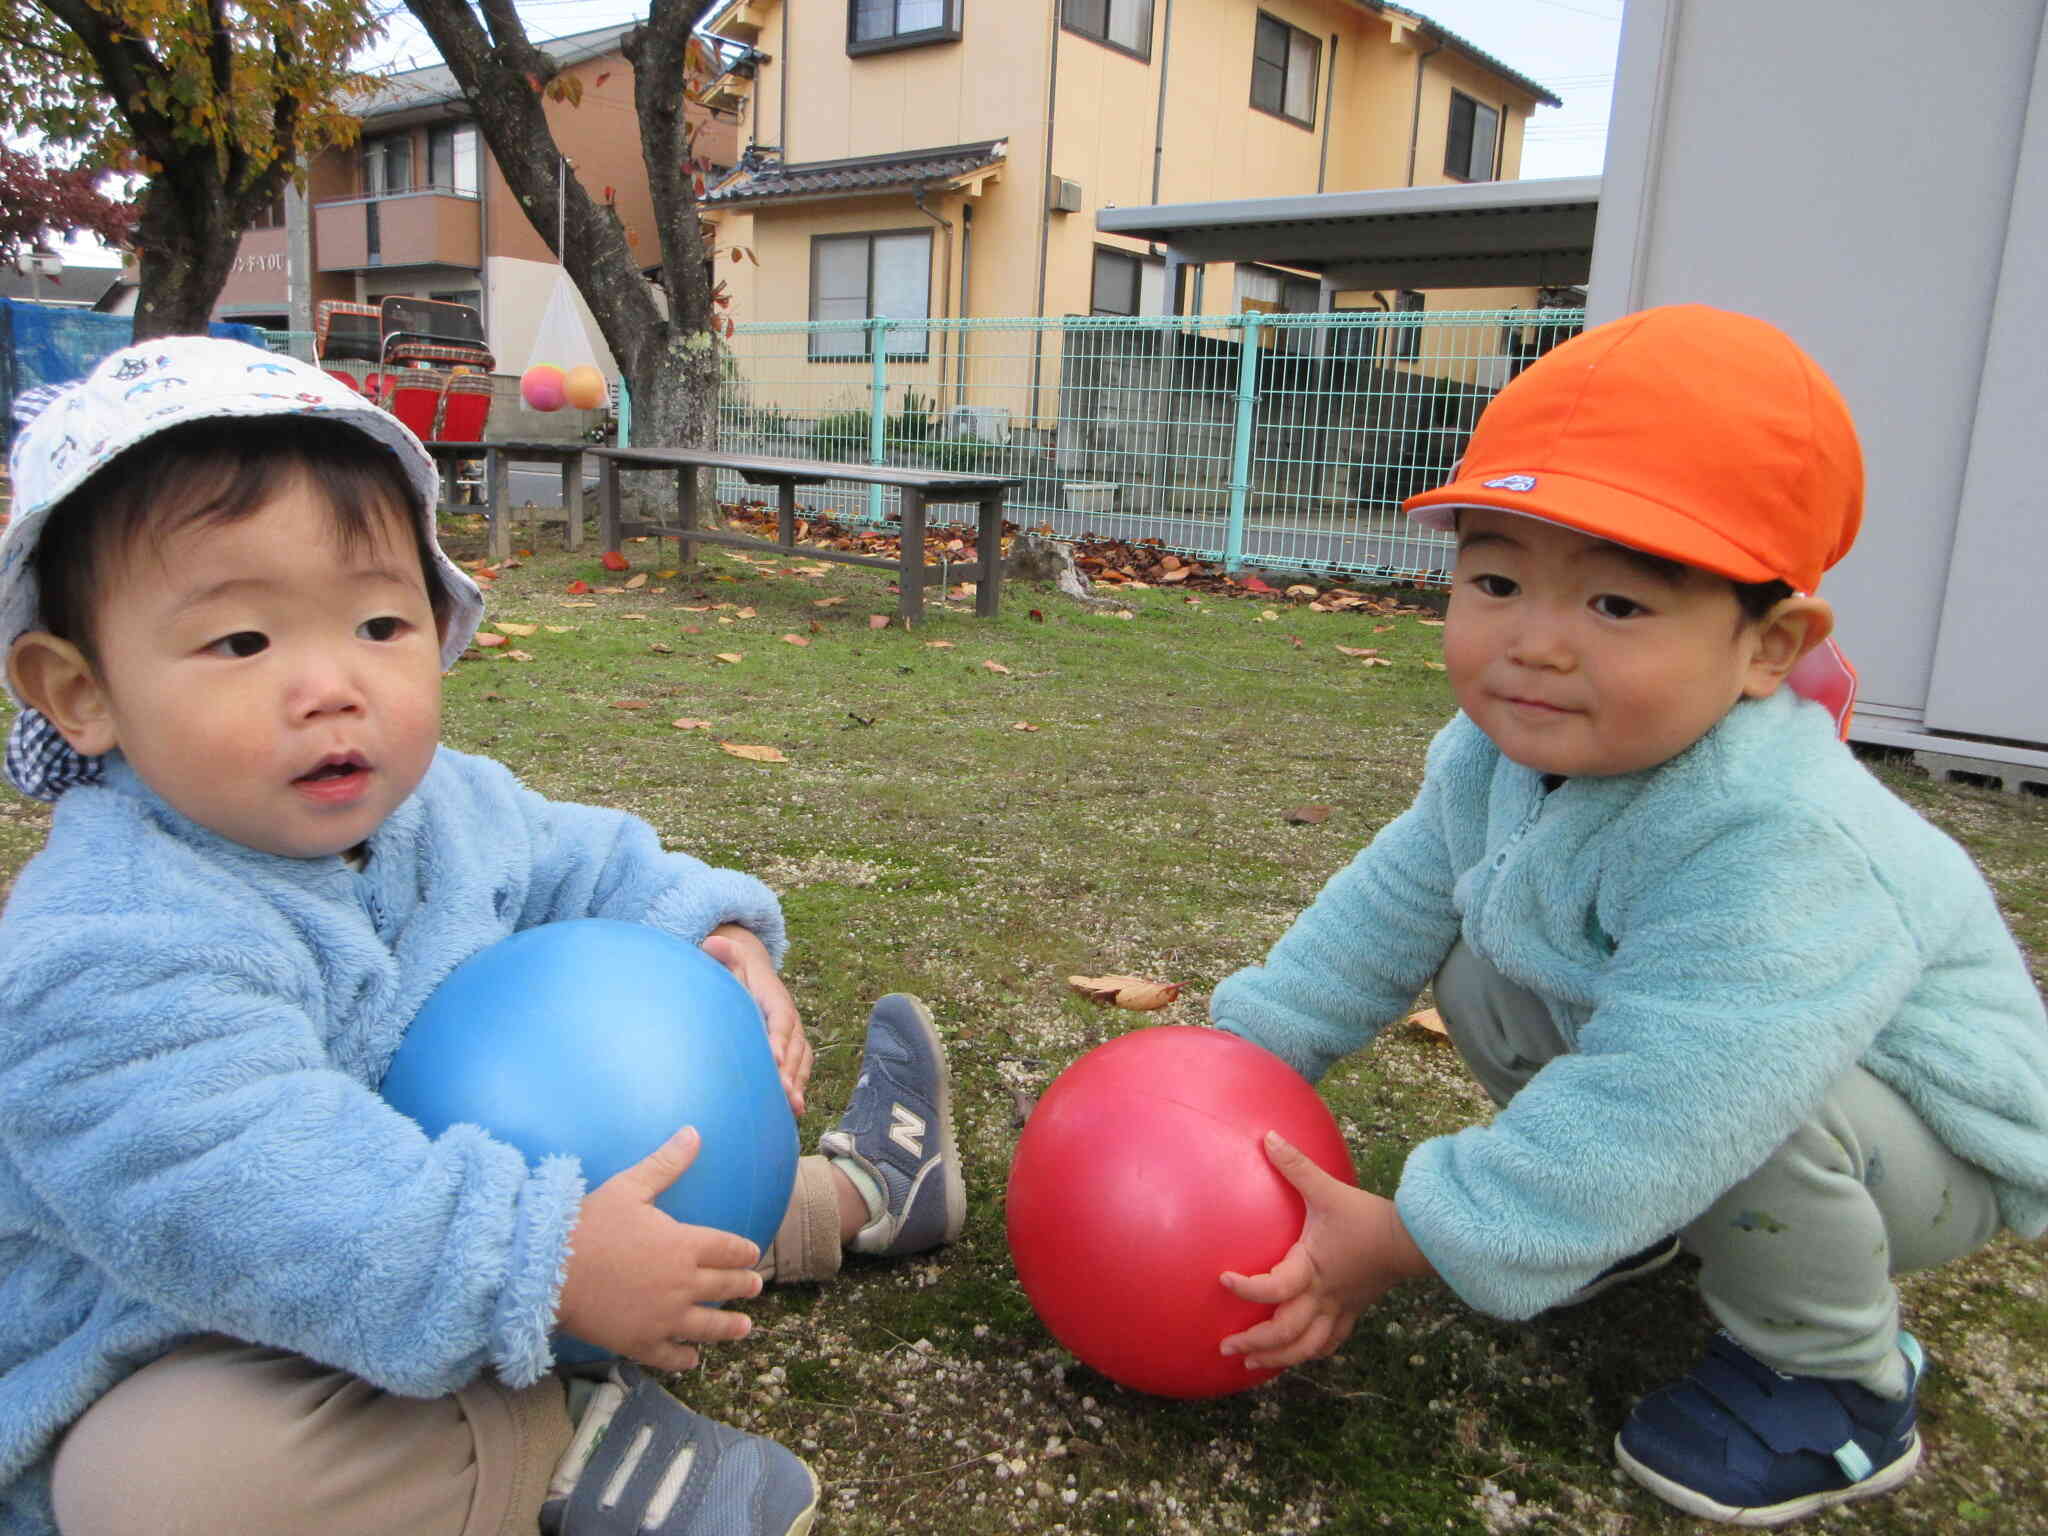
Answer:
[{"left": 1482, "top": 474, "right": 1538, "bottom": 492}]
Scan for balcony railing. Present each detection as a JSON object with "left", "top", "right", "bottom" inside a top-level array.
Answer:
[{"left": 314, "top": 188, "right": 481, "bottom": 273}]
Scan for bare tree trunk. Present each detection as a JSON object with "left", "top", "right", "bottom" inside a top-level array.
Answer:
[{"left": 131, "top": 168, "right": 241, "bottom": 339}]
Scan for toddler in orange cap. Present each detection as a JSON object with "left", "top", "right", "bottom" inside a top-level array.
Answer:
[{"left": 1206, "top": 305, "right": 2048, "bottom": 1526}]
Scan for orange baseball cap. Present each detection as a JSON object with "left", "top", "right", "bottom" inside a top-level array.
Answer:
[{"left": 1403, "top": 304, "right": 1863, "bottom": 595}]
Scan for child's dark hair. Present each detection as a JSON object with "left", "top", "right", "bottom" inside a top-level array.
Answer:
[
  {"left": 1628, "top": 547, "right": 1796, "bottom": 621},
  {"left": 32, "top": 416, "right": 451, "bottom": 662}
]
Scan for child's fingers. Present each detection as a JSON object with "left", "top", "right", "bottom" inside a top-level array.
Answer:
[
  {"left": 1260, "top": 1131, "right": 1340, "bottom": 1198},
  {"left": 609, "top": 1126, "right": 701, "bottom": 1202},
  {"left": 1218, "top": 1245, "right": 1312, "bottom": 1305}
]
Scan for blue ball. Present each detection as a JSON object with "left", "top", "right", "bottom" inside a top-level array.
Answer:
[{"left": 381, "top": 919, "right": 798, "bottom": 1355}]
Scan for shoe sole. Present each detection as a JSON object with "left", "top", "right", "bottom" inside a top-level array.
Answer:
[
  {"left": 1614, "top": 1429, "right": 1922, "bottom": 1527},
  {"left": 891, "top": 994, "right": 967, "bottom": 1248}
]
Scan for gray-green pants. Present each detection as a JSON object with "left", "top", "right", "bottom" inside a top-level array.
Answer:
[{"left": 1434, "top": 941, "right": 2001, "bottom": 1395}]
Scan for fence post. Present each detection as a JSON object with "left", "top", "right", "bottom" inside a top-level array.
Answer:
[
  {"left": 1224, "top": 313, "right": 1262, "bottom": 574},
  {"left": 868, "top": 317, "right": 889, "bottom": 524}
]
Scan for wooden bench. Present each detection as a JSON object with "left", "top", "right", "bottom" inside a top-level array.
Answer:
[
  {"left": 589, "top": 446, "right": 1025, "bottom": 622},
  {"left": 425, "top": 439, "right": 588, "bottom": 562}
]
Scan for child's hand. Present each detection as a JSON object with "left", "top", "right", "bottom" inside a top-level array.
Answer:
[
  {"left": 555, "top": 1126, "right": 765, "bottom": 1373},
  {"left": 702, "top": 924, "right": 811, "bottom": 1116},
  {"left": 1217, "top": 1132, "right": 1434, "bottom": 1373}
]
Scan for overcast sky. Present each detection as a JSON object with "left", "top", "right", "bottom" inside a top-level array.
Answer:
[{"left": 54, "top": 0, "right": 1620, "bottom": 266}]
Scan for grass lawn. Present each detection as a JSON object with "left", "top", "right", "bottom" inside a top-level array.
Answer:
[{"left": 3, "top": 511, "right": 2042, "bottom": 1535}]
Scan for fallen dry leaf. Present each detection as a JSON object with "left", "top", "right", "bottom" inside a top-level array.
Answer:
[
  {"left": 715, "top": 652, "right": 744, "bottom": 664},
  {"left": 1012, "top": 721, "right": 1040, "bottom": 732},
  {"left": 565, "top": 580, "right": 590, "bottom": 595},
  {"left": 600, "top": 551, "right": 630, "bottom": 572},
  {"left": 544, "top": 624, "right": 577, "bottom": 633},
  {"left": 982, "top": 659, "right": 1012, "bottom": 675},
  {"left": 500, "top": 649, "right": 535, "bottom": 662},
  {"left": 610, "top": 700, "right": 652, "bottom": 711},
  {"left": 1424, "top": 660, "right": 1447, "bottom": 671},
  {"left": 1407, "top": 1007, "right": 1449, "bottom": 1039},
  {"left": 561, "top": 600, "right": 597, "bottom": 609},
  {"left": 1363, "top": 657, "right": 1395, "bottom": 668},
  {"left": 736, "top": 606, "right": 757, "bottom": 619},
  {"left": 1335, "top": 645, "right": 1380, "bottom": 658},
  {"left": 1418, "top": 617, "right": 1446, "bottom": 627},
  {"left": 648, "top": 642, "right": 674, "bottom": 654},
  {"left": 671, "top": 718, "right": 712, "bottom": 731},
  {"left": 719, "top": 742, "right": 788, "bottom": 763},
  {"left": 624, "top": 573, "right": 648, "bottom": 590},
  {"left": 813, "top": 596, "right": 847, "bottom": 608},
  {"left": 1374, "top": 623, "right": 1395, "bottom": 633},
  {"left": 1067, "top": 974, "right": 1181, "bottom": 1011},
  {"left": 781, "top": 634, "right": 810, "bottom": 647},
  {"left": 472, "top": 632, "right": 508, "bottom": 648},
  {"left": 1285, "top": 584, "right": 1319, "bottom": 598},
  {"left": 1284, "top": 804, "right": 1331, "bottom": 825},
  {"left": 868, "top": 614, "right": 892, "bottom": 630},
  {"left": 494, "top": 621, "right": 537, "bottom": 637},
  {"left": 925, "top": 640, "right": 956, "bottom": 649}
]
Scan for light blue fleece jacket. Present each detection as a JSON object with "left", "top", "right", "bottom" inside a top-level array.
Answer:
[
  {"left": 1211, "top": 689, "right": 2048, "bottom": 1321},
  {"left": 0, "top": 747, "right": 786, "bottom": 1536}
]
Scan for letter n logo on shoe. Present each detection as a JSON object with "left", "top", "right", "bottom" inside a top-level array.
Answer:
[{"left": 888, "top": 1103, "right": 926, "bottom": 1158}]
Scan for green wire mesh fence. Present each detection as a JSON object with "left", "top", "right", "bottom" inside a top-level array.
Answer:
[{"left": 717, "top": 308, "right": 1584, "bottom": 585}]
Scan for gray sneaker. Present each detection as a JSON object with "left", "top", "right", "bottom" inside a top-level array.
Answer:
[
  {"left": 818, "top": 994, "right": 965, "bottom": 1257},
  {"left": 542, "top": 1365, "right": 817, "bottom": 1535}
]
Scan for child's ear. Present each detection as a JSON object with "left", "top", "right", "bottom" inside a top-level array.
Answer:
[
  {"left": 8, "top": 632, "right": 118, "bottom": 756},
  {"left": 1741, "top": 595, "right": 1835, "bottom": 699}
]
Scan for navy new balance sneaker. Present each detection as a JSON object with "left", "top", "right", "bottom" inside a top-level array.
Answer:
[
  {"left": 818, "top": 994, "right": 965, "bottom": 1257},
  {"left": 1616, "top": 1330, "right": 1924, "bottom": 1527}
]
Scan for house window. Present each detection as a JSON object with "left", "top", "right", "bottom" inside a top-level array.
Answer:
[
  {"left": 809, "top": 231, "right": 932, "bottom": 359},
  {"left": 1090, "top": 247, "right": 1166, "bottom": 315},
  {"left": 1235, "top": 264, "right": 1321, "bottom": 352},
  {"left": 1392, "top": 289, "right": 1425, "bottom": 361},
  {"left": 1444, "top": 91, "right": 1500, "bottom": 182},
  {"left": 428, "top": 124, "right": 479, "bottom": 196},
  {"left": 847, "top": 0, "right": 960, "bottom": 55},
  {"left": 1250, "top": 13, "right": 1319, "bottom": 128},
  {"left": 363, "top": 134, "right": 412, "bottom": 196},
  {"left": 1063, "top": 0, "right": 1153, "bottom": 61}
]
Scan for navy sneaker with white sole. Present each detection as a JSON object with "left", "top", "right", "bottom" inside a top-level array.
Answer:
[
  {"left": 818, "top": 994, "right": 965, "bottom": 1257},
  {"left": 1616, "top": 1330, "right": 1924, "bottom": 1527}
]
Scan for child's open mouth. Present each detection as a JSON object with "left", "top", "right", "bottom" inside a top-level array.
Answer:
[{"left": 294, "top": 756, "right": 370, "bottom": 801}]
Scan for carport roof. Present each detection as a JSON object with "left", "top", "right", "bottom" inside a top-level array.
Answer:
[{"left": 1095, "top": 175, "right": 1599, "bottom": 292}]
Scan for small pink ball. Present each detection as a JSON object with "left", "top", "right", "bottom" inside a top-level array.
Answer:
[{"left": 521, "top": 364, "right": 567, "bottom": 412}]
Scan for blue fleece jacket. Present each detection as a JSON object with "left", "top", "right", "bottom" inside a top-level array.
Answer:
[
  {"left": 1210, "top": 690, "right": 2048, "bottom": 1321},
  {"left": 0, "top": 747, "right": 786, "bottom": 1536}
]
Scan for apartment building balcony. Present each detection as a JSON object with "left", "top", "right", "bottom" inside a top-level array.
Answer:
[{"left": 314, "top": 189, "right": 482, "bottom": 273}]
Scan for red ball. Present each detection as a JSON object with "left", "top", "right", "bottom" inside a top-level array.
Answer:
[{"left": 1005, "top": 1025, "right": 1356, "bottom": 1398}]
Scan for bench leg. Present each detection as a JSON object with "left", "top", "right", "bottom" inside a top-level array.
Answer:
[
  {"left": 487, "top": 450, "right": 511, "bottom": 564},
  {"left": 777, "top": 481, "right": 797, "bottom": 551},
  {"left": 560, "top": 458, "right": 585, "bottom": 551},
  {"left": 975, "top": 494, "right": 1006, "bottom": 618},
  {"left": 597, "top": 458, "right": 622, "bottom": 552},
  {"left": 898, "top": 488, "right": 927, "bottom": 625},
  {"left": 676, "top": 464, "right": 700, "bottom": 568}
]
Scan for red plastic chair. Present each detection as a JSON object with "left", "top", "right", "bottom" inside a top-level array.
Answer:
[
  {"left": 436, "top": 372, "right": 495, "bottom": 442},
  {"left": 387, "top": 370, "right": 448, "bottom": 440}
]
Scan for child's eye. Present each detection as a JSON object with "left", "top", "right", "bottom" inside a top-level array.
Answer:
[
  {"left": 1470, "top": 573, "right": 1518, "bottom": 598},
  {"left": 208, "top": 631, "right": 269, "bottom": 658},
  {"left": 1590, "top": 594, "right": 1647, "bottom": 619},
  {"left": 358, "top": 616, "right": 409, "bottom": 642}
]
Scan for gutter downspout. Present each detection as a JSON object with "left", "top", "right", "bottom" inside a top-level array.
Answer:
[
  {"left": 779, "top": 3, "right": 790, "bottom": 157},
  {"left": 912, "top": 183, "right": 955, "bottom": 408},
  {"left": 1150, "top": 0, "right": 1174, "bottom": 207},
  {"left": 1404, "top": 36, "right": 1443, "bottom": 186},
  {"left": 1316, "top": 33, "right": 1337, "bottom": 192},
  {"left": 1028, "top": 7, "right": 1061, "bottom": 424}
]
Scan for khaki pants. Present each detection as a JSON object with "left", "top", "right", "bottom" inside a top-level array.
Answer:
[
  {"left": 51, "top": 1155, "right": 845, "bottom": 1536},
  {"left": 1435, "top": 940, "right": 2002, "bottom": 1394}
]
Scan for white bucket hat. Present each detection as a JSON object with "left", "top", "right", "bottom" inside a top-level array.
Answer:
[{"left": 2, "top": 335, "right": 485, "bottom": 800}]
